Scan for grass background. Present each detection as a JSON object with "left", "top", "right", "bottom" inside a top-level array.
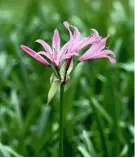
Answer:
[{"left": 0, "top": 0, "right": 134, "bottom": 157}]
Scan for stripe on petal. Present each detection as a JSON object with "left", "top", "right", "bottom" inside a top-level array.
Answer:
[
  {"left": 38, "top": 51, "right": 53, "bottom": 62},
  {"left": 21, "top": 45, "right": 49, "bottom": 65},
  {"left": 59, "top": 41, "right": 70, "bottom": 60},
  {"left": 52, "top": 29, "right": 60, "bottom": 52},
  {"left": 36, "top": 39, "right": 53, "bottom": 59}
]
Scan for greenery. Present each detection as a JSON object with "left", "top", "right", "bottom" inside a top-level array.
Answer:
[{"left": 0, "top": 0, "right": 134, "bottom": 157}]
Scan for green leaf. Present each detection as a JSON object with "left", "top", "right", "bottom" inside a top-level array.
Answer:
[
  {"left": 59, "top": 59, "right": 74, "bottom": 82},
  {"left": 82, "top": 130, "right": 96, "bottom": 157},
  {"left": 0, "top": 143, "right": 21, "bottom": 157},
  {"left": 116, "top": 62, "right": 134, "bottom": 72},
  {"left": 128, "top": 125, "right": 135, "bottom": 136},
  {"left": 60, "top": 61, "right": 66, "bottom": 80},
  {"left": 91, "top": 97, "right": 113, "bottom": 124},
  {"left": 47, "top": 79, "right": 61, "bottom": 104},
  {"left": 37, "top": 106, "right": 51, "bottom": 136},
  {"left": 50, "top": 73, "right": 57, "bottom": 84},
  {"left": 78, "top": 145, "right": 91, "bottom": 157},
  {"left": 119, "top": 145, "right": 128, "bottom": 157}
]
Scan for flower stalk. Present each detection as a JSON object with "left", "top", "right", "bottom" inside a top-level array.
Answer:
[{"left": 59, "top": 82, "right": 65, "bottom": 157}]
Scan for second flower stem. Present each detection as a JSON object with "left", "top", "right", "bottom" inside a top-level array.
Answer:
[{"left": 59, "top": 83, "right": 64, "bottom": 157}]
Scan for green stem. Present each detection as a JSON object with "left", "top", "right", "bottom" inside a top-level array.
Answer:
[
  {"left": 64, "top": 69, "right": 68, "bottom": 83},
  {"left": 56, "top": 67, "right": 61, "bottom": 80},
  {"left": 59, "top": 83, "right": 64, "bottom": 156}
]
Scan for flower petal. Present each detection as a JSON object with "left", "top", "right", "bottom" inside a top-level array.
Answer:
[
  {"left": 79, "top": 35, "right": 110, "bottom": 61},
  {"left": 90, "top": 29, "right": 101, "bottom": 42},
  {"left": 68, "top": 29, "right": 101, "bottom": 53},
  {"left": 38, "top": 51, "right": 53, "bottom": 62},
  {"left": 21, "top": 45, "right": 49, "bottom": 65},
  {"left": 58, "top": 41, "right": 70, "bottom": 60},
  {"left": 60, "top": 54, "right": 72, "bottom": 61},
  {"left": 91, "top": 29, "right": 99, "bottom": 35},
  {"left": 63, "top": 21, "right": 72, "bottom": 39},
  {"left": 52, "top": 29, "right": 60, "bottom": 52},
  {"left": 70, "top": 25, "right": 80, "bottom": 41},
  {"left": 89, "top": 35, "right": 110, "bottom": 52},
  {"left": 101, "top": 49, "right": 115, "bottom": 57},
  {"left": 92, "top": 54, "right": 116, "bottom": 64},
  {"left": 36, "top": 39, "right": 53, "bottom": 59}
]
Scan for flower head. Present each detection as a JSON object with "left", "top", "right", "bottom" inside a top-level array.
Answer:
[
  {"left": 21, "top": 21, "right": 116, "bottom": 76},
  {"left": 21, "top": 28, "right": 69, "bottom": 67},
  {"left": 79, "top": 35, "right": 116, "bottom": 63}
]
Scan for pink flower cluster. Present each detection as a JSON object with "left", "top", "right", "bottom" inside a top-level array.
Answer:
[{"left": 21, "top": 21, "right": 116, "bottom": 67}]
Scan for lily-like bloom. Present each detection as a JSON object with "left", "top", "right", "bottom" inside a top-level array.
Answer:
[
  {"left": 63, "top": 21, "right": 102, "bottom": 56},
  {"left": 21, "top": 29, "right": 71, "bottom": 67},
  {"left": 21, "top": 21, "right": 116, "bottom": 68},
  {"left": 79, "top": 35, "right": 116, "bottom": 63}
]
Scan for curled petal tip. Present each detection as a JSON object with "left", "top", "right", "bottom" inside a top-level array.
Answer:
[
  {"left": 63, "top": 21, "right": 70, "bottom": 28},
  {"left": 20, "top": 45, "right": 30, "bottom": 52},
  {"left": 35, "top": 39, "right": 40, "bottom": 43},
  {"left": 91, "top": 28, "right": 97, "bottom": 32},
  {"left": 107, "top": 34, "right": 110, "bottom": 39},
  {"left": 90, "top": 28, "right": 99, "bottom": 34},
  {"left": 20, "top": 45, "right": 25, "bottom": 49},
  {"left": 53, "top": 29, "right": 60, "bottom": 38},
  {"left": 108, "top": 57, "right": 116, "bottom": 64},
  {"left": 54, "top": 28, "right": 58, "bottom": 32}
]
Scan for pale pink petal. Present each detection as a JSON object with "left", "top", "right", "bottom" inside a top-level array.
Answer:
[
  {"left": 71, "top": 29, "right": 101, "bottom": 53},
  {"left": 38, "top": 51, "right": 53, "bottom": 61},
  {"left": 92, "top": 54, "right": 116, "bottom": 64},
  {"left": 52, "top": 29, "right": 60, "bottom": 51},
  {"left": 87, "top": 29, "right": 102, "bottom": 45},
  {"left": 67, "top": 24, "right": 80, "bottom": 52},
  {"left": 21, "top": 45, "right": 49, "bottom": 65},
  {"left": 90, "top": 29, "right": 101, "bottom": 41},
  {"left": 79, "top": 35, "right": 110, "bottom": 60},
  {"left": 88, "top": 35, "right": 110, "bottom": 53},
  {"left": 63, "top": 21, "right": 72, "bottom": 39},
  {"left": 84, "top": 49, "right": 115, "bottom": 60},
  {"left": 70, "top": 25, "right": 80, "bottom": 40},
  {"left": 80, "top": 50, "right": 116, "bottom": 64},
  {"left": 35, "top": 39, "right": 53, "bottom": 58},
  {"left": 60, "top": 41, "right": 70, "bottom": 55},
  {"left": 60, "top": 54, "right": 72, "bottom": 61},
  {"left": 75, "top": 37, "right": 92, "bottom": 52},
  {"left": 101, "top": 49, "right": 115, "bottom": 56},
  {"left": 107, "top": 56, "right": 116, "bottom": 63},
  {"left": 58, "top": 41, "right": 71, "bottom": 61}
]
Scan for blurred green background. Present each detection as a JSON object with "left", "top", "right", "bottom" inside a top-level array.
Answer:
[{"left": 0, "top": 0, "right": 134, "bottom": 157}]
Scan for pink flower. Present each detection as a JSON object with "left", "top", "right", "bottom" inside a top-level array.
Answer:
[
  {"left": 79, "top": 35, "right": 116, "bottom": 63},
  {"left": 21, "top": 29, "right": 73, "bottom": 67},
  {"left": 63, "top": 22, "right": 101, "bottom": 56},
  {"left": 21, "top": 21, "right": 116, "bottom": 68}
]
